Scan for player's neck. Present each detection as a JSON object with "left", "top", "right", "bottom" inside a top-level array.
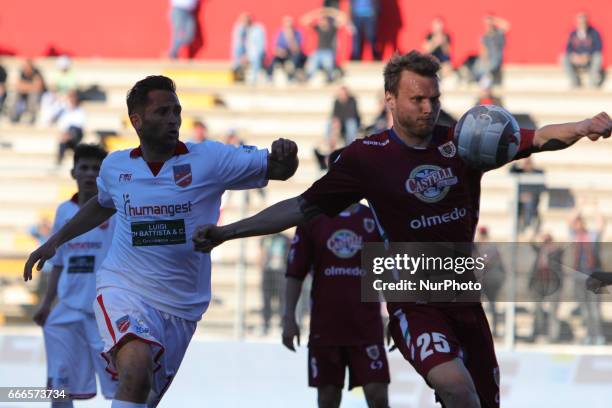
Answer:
[
  {"left": 140, "top": 142, "right": 176, "bottom": 163},
  {"left": 392, "top": 125, "right": 432, "bottom": 148},
  {"left": 77, "top": 191, "right": 96, "bottom": 207}
]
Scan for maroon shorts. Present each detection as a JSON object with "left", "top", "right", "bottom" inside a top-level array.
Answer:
[
  {"left": 388, "top": 303, "right": 499, "bottom": 408},
  {"left": 308, "top": 343, "right": 390, "bottom": 390}
]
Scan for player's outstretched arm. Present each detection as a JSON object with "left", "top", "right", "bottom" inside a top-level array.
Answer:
[
  {"left": 193, "top": 196, "right": 321, "bottom": 252},
  {"left": 266, "top": 138, "right": 299, "bottom": 181},
  {"left": 282, "top": 277, "right": 304, "bottom": 351},
  {"left": 533, "top": 112, "right": 611, "bottom": 152},
  {"left": 32, "top": 265, "right": 62, "bottom": 326},
  {"left": 24, "top": 197, "right": 116, "bottom": 281}
]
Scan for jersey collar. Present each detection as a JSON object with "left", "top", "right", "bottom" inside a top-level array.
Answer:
[
  {"left": 70, "top": 193, "right": 79, "bottom": 204},
  {"left": 129, "top": 141, "right": 189, "bottom": 159}
]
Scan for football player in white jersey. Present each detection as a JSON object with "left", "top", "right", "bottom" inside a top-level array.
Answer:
[
  {"left": 25, "top": 75, "right": 298, "bottom": 408},
  {"left": 33, "top": 144, "right": 117, "bottom": 407}
]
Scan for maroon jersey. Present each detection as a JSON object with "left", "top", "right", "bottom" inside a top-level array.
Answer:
[
  {"left": 286, "top": 204, "right": 384, "bottom": 347},
  {"left": 301, "top": 125, "right": 534, "bottom": 312}
]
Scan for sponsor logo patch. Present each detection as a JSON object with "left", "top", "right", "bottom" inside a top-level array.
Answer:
[
  {"left": 67, "top": 255, "right": 95, "bottom": 274},
  {"left": 131, "top": 219, "right": 186, "bottom": 246},
  {"left": 116, "top": 315, "right": 130, "bottom": 333},
  {"left": 326, "top": 229, "right": 363, "bottom": 259},
  {"left": 409, "top": 207, "right": 468, "bottom": 229},
  {"left": 119, "top": 173, "right": 132, "bottom": 183},
  {"left": 173, "top": 164, "right": 192, "bottom": 187},
  {"left": 405, "top": 165, "right": 458, "bottom": 203},
  {"left": 363, "top": 139, "right": 390, "bottom": 147}
]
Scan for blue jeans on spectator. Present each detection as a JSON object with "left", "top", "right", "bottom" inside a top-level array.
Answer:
[
  {"left": 247, "top": 52, "right": 265, "bottom": 85},
  {"left": 351, "top": 15, "right": 380, "bottom": 60},
  {"left": 169, "top": 7, "right": 196, "bottom": 59},
  {"left": 307, "top": 50, "right": 335, "bottom": 82},
  {"left": 328, "top": 118, "right": 359, "bottom": 145}
]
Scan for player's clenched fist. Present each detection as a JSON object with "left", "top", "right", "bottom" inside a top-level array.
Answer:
[
  {"left": 192, "top": 224, "right": 225, "bottom": 253},
  {"left": 267, "top": 138, "right": 299, "bottom": 181},
  {"left": 579, "top": 112, "right": 612, "bottom": 141}
]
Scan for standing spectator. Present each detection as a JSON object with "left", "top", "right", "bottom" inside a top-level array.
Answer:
[
  {"left": 331, "top": 85, "right": 360, "bottom": 145},
  {"left": 268, "top": 16, "right": 307, "bottom": 82},
  {"left": 562, "top": 12, "right": 603, "bottom": 88},
  {"left": 475, "top": 85, "right": 503, "bottom": 107},
  {"left": 231, "top": 13, "right": 267, "bottom": 84},
  {"left": 422, "top": 17, "right": 453, "bottom": 76},
  {"left": 569, "top": 209, "right": 606, "bottom": 345},
  {"left": 10, "top": 59, "right": 46, "bottom": 124},
  {"left": 57, "top": 91, "right": 85, "bottom": 166},
  {"left": 40, "top": 55, "right": 78, "bottom": 125},
  {"left": 29, "top": 215, "right": 52, "bottom": 246},
  {"left": 301, "top": 8, "right": 351, "bottom": 83},
  {"left": 461, "top": 15, "right": 510, "bottom": 87},
  {"left": 510, "top": 157, "right": 545, "bottom": 232},
  {"left": 349, "top": 0, "right": 381, "bottom": 61},
  {"left": 168, "top": 0, "right": 199, "bottom": 59},
  {"left": 364, "top": 91, "right": 392, "bottom": 136},
  {"left": 188, "top": 120, "right": 208, "bottom": 143},
  {"left": 0, "top": 59, "right": 7, "bottom": 114},
  {"left": 260, "top": 233, "right": 291, "bottom": 335}
]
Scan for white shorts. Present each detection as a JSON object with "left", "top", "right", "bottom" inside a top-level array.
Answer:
[
  {"left": 43, "top": 302, "right": 117, "bottom": 399},
  {"left": 93, "top": 287, "right": 197, "bottom": 405}
]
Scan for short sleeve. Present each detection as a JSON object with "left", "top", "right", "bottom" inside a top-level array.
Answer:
[
  {"left": 513, "top": 128, "right": 536, "bottom": 161},
  {"left": 96, "top": 159, "right": 115, "bottom": 209},
  {"left": 286, "top": 224, "right": 314, "bottom": 280},
  {"left": 214, "top": 143, "right": 269, "bottom": 190},
  {"left": 301, "top": 146, "right": 364, "bottom": 217}
]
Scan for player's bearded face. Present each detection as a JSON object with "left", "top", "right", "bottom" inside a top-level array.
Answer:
[
  {"left": 138, "top": 90, "right": 182, "bottom": 153},
  {"left": 390, "top": 71, "right": 441, "bottom": 139}
]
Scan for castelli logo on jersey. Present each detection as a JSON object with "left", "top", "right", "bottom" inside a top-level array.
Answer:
[
  {"left": 405, "top": 165, "right": 458, "bottom": 203},
  {"left": 326, "top": 229, "right": 363, "bottom": 259}
]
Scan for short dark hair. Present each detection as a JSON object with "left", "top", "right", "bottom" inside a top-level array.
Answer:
[
  {"left": 73, "top": 143, "right": 107, "bottom": 167},
  {"left": 383, "top": 51, "right": 440, "bottom": 96},
  {"left": 126, "top": 75, "right": 176, "bottom": 115}
]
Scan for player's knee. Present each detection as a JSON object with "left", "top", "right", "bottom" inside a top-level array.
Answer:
[
  {"left": 363, "top": 382, "right": 389, "bottom": 408},
  {"left": 428, "top": 360, "right": 480, "bottom": 408},
  {"left": 436, "top": 383, "right": 480, "bottom": 408},
  {"left": 317, "top": 385, "right": 342, "bottom": 408},
  {"left": 115, "top": 339, "right": 154, "bottom": 401}
]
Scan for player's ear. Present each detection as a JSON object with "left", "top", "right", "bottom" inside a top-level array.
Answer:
[
  {"left": 129, "top": 113, "right": 142, "bottom": 131},
  {"left": 385, "top": 91, "right": 395, "bottom": 111}
]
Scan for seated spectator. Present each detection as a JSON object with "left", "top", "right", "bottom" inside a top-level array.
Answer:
[
  {"left": 349, "top": 0, "right": 381, "bottom": 61},
  {"left": 330, "top": 85, "right": 360, "bottom": 145},
  {"left": 364, "top": 91, "right": 392, "bottom": 135},
  {"left": 422, "top": 17, "right": 453, "bottom": 76},
  {"left": 230, "top": 13, "right": 267, "bottom": 85},
  {"left": 40, "top": 55, "right": 78, "bottom": 125},
  {"left": 57, "top": 91, "right": 85, "bottom": 166},
  {"left": 0, "top": 60, "right": 6, "bottom": 115},
  {"left": 562, "top": 12, "right": 603, "bottom": 88},
  {"left": 301, "top": 7, "right": 351, "bottom": 83},
  {"left": 189, "top": 120, "right": 208, "bottom": 143},
  {"left": 10, "top": 59, "right": 46, "bottom": 124},
  {"left": 461, "top": 15, "right": 510, "bottom": 87},
  {"left": 268, "top": 16, "right": 307, "bottom": 82}
]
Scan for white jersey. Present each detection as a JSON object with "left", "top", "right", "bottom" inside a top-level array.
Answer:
[
  {"left": 96, "top": 141, "right": 268, "bottom": 321},
  {"left": 49, "top": 196, "right": 115, "bottom": 313}
]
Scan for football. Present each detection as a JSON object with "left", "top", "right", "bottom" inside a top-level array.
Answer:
[{"left": 454, "top": 105, "right": 522, "bottom": 170}]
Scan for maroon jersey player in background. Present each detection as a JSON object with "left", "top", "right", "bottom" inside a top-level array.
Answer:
[
  {"left": 283, "top": 194, "right": 389, "bottom": 408},
  {"left": 194, "top": 51, "right": 611, "bottom": 408}
]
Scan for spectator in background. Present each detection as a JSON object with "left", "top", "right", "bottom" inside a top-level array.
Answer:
[
  {"left": 364, "top": 91, "right": 392, "bottom": 136},
  {"left": 168, "top": 0, "right": 199, "bottom": 59},
  {"left": 29, "top": 215, "right": 52, "bottom": 246},
  {"left": 10, "top": 59, "right": 46, "bottom": 124},
  {"left": 260, "top": 233, "right": 291, "bottom": 335},
  {"left": 0, "top": 60, "right": 7, "bottom": 115},
  {"left": 562, "top": 12, "right": 603, "bottom": 88},
  {"left": 40, "top": 55, "right": 78, "bottom": 125},
  {"left": 190, "top": 120, "right": 208, "bottom": 143},
  {"left": 569, "top": 209, "right": 606, "bottom": 345},
  {"left": 461, "top": 15, "right": 510, "bottom": 87},
  {"left": 331, "top": 85, "right": 360, "bottom": 145},
  {"left": 268, "top": 16, "right": 307, "bottom": 82},
  {"left": 349, "top": 0, "right": 381, "bottom": 61},
  {"left": 230, "top": 13, "right": 267, "bottom": 85},
  {"left": 475, "top": 85, "right": 503, "bottom": 106},
  {"left": 422, "top": 17, "right": 453, "bottom": 76},
  {"left": 57, "top": 91, "right": 85, "bottom": 166},
  {"left": 510, "top": 157, "right": 545, "bottom": 232},
  {"left": 475, "top": 226, "right": 506, "bottom": 337},
  {"left": 301, "top": 7, "right": 351, "bottom": 83}
]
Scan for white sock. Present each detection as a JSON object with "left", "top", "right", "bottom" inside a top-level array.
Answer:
[
  {"left": 111, "top": 400, "right": 147, "bottom": 408},
  {"left": 51, "top": 401, "right": 74, "bottom": 408}
]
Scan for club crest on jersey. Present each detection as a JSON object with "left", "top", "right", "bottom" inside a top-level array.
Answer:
[
  {"left": 326, "top": 229, "right": 363, "bottom": 259},
  {"left": 405, "top": 164, "right": 458, "bottom": 203},
  {"left": 438, "top": 141, "right": 457, "bottom": 158},
  {"left": 366, "top": 345, "right": 380, "bottom": 360},
  {"left": 116, "top": 315, "right": 130, "bottom": 333},
  {"left": 173, "top": 164, "right": 192, "bottom": 187},
  {"left": 363, "top": 218, "right": 376, "bottom": 233}
]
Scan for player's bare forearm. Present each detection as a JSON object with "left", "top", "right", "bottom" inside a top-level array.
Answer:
[
  {"left": 53, "top": 197, "right": 116, "bottom": 248},
  {"left": 193, "top": 196, "right": 322, "bottom": 252},
  {"left": 283, "top": 276, "right": 304, "bottom": 320},
  {"left": 533, "top": 112, "right": 611, "bottom": 152}
]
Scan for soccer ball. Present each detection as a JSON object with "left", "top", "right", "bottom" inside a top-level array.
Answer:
[{"left": 454, "top": 105, "right": 521, "bottom": 170}]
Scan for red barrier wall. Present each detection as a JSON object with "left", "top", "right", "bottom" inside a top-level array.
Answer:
[{"left": 1, "top": 0, "right": 609, "bottom": 65}]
